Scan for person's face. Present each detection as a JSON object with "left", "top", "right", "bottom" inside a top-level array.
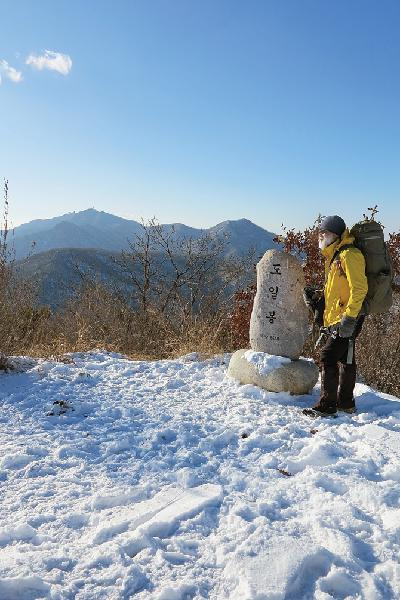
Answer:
[{"left": 318, "top": 230, "right": 338, "bottom": 250}]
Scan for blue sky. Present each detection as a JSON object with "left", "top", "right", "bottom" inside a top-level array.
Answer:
[{"left": 0, "top": 0, "right": 399, "bottom": 233}]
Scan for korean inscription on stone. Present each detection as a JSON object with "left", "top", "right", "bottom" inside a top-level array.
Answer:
[{"left": 249, "top": 250, "right": 309, "bottom": 359}]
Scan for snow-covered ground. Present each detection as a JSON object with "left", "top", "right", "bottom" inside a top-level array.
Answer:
[{"left": 1, "top": 351, "right": 400, "bottom": 600}]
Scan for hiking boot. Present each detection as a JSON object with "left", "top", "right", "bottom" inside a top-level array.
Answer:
[
  {"left": 308, "top": 400, "right": 337, "bottom": 415},
  {"left": 337, "top": 403, "right": 356, "bottom": 414},
  {"left": 302, "top": 406, "right": 337, "bottom": 418}
]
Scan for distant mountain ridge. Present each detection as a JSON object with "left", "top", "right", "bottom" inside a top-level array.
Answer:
[
  {"left": 11, "top": 209, "right": 280, "bottom": 307},
  {"left": 10, "top": 208, "right": 278, "bottom": 260}
]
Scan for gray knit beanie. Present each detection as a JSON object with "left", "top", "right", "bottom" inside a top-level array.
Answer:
[{"left": 319, "top": 215, "right": 346, "bottom": 237}]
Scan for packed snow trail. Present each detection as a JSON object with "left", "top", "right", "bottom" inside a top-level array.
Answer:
[{"left": 1, "top": 352, "right": 400, "bottom": 599}]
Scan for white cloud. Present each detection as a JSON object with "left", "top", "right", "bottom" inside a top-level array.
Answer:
[
  {"left": 0, "top": 59, "right": 23, "bottom": 84},
  {"left": 26, "top": 50, "right": 72, "bottom": 75}
]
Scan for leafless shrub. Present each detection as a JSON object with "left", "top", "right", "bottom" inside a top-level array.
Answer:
[
  {"left": 29, "top": 220, "right": 248, "bottom": 360},
  {"left": 41, "top": 280, "right": 135, "bottom": 356},
  {"left": 116, "top": 218, "right": 249, "bottom": 321},
  {"left": 0, "top": 181, "right": 51, "bottom": 366},
  {"left": 42, "top": 279, "right": 231, "bottom": 360},
  {"left": 356, "top": 293, "right": 400, "bottom": 396},
  {"left": 72, "top": 218, "right": 248, "bottom": 358},
  {"left": 1, "top": 198, "right": 244, "bottom": 361}
]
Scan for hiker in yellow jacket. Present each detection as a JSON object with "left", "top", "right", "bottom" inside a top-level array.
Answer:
[{"left": 306, "top": 215, "right": 368, "bottom": 415}]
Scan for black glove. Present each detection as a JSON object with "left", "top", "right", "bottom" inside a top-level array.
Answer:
[
  {"left": 339, "top": 315, "right": 357, "bottom": 338},
  {"left": 303, "top": 287, "right": 325, "bottom": 327},
  {"left": 303, "top": 286, "right": 318, "bottom": 308}
]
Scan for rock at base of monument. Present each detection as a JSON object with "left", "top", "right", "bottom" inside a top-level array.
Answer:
[{"left": 227, "top": 349, "right": 319, "bottom": 395}]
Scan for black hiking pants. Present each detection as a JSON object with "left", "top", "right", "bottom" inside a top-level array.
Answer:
[{"left": 319, "top": 317, "right": 365, "bottom": 410}]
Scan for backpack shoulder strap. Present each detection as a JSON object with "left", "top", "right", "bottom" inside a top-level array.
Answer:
[{"left": 329, "top": 244, "right": 354, "bottom": 267}]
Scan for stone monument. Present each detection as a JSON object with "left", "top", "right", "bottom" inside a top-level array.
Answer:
[{"left": 228, "top": 249, "right": 319, "bottom": 395}]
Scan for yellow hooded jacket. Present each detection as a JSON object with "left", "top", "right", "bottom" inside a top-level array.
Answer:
[{"left": 321, "top": 229, "right": 368, "bottom": 327}]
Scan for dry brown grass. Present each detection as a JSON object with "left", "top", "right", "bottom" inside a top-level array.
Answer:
[
  {"left": 0, "top": 181, "right": 52, "bottom": 365},
  {"left": 59, "top": 281, "right": 232, "bottom": 360},
  {"left": 7, "top": 279, "right": 232, "bottom": 363},
  {"left": 0, "top": 276, "right": 51, "bottom": 363}
]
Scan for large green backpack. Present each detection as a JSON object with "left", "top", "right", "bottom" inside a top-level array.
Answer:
[{"left": 333, "top": 221, "right": 393, "bottom": 314}]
